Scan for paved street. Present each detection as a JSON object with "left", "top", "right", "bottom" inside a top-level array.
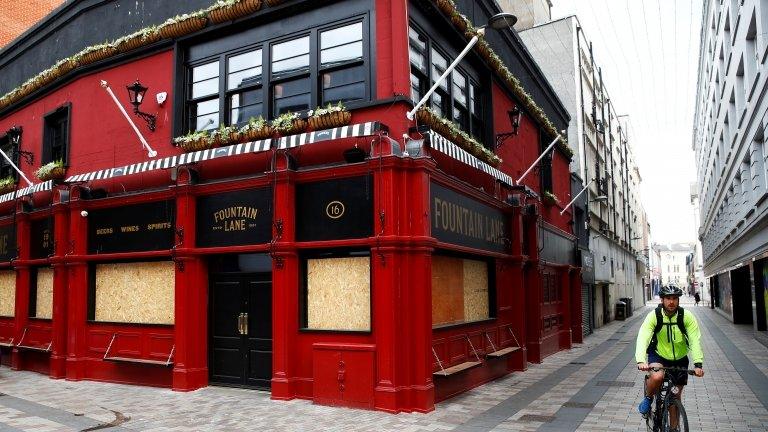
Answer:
[{"left": 0, "top": 298, "right": 766, "bottom": 431}]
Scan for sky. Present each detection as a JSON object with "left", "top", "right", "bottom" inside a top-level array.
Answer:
[{"left": 549, "top": 0, "right": 704, "bottom": 244}]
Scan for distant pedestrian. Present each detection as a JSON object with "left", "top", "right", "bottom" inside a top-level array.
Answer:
[{"left": 694, "top": 292, "right": 701, "bottom": 307}]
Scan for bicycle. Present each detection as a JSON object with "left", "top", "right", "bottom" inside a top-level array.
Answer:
[{"left": 643, "top": 366, "right": 696, "bottom": 432}]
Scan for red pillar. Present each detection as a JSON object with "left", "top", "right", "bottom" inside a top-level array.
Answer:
[
  {"left": 507, "top": 203, "right": 527, "bottom": 370},
  {"left": 172, "top": 169, "right": 208, "bottom": 391},
  {"left": 10, "top": 202, "right": 30, "bottom": 371},
  {"left": 49, "top": 192, "right": 70, "bottom": 378},
  {"left": 65, "top": 188, "right": 89, "bottom": 381},
  {"left": 570, "top": 267, "right": 584, "bottom": 343},
  {"left": 270, "top": 159, "right": 299, "bottom": 401},
  {"left": 523, "top": 207, "right": 543, "bottom": 364}
]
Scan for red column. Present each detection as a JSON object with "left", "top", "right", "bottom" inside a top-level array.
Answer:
[
  {"left": 49, "top": 193, "right": 70, "bottom": 378},
  {"left": 270, "top": 161, "right": 298, "bottom": 400},
  {"left": 10, "top": 203, "right": 30, "bottom": 371},
  {"left": 507, "top": 204, "right": 527, "bottom": 370},
  {"left": 65, "top": 188, "right": 89, "bottom": 380},
  {"left": 172, "top": 170, "right": 208, "bottom": 391},
  {"left": 523, "top": 208, "right": 543, "bottom": 363},
  {"left": 570, "top": 267, "right": 584, "bottom": 343}
]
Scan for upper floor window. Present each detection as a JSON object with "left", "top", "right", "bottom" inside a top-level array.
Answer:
[
  {"left": 408, "top": 25, "right": 486, "bottom": 146},
  {"left": 185, "top": 18, "right": 369, "bottom": 132},
  {"left": 42, "top": 105, "right": 70, "bottom": 165},
  {"left": 0, "top": 128, "right": 20, "bottom": 181}
]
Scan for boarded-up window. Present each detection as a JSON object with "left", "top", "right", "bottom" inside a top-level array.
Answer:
[
  {"left": 0, "top": 270, "right": 15, "bottom": 317},
  {"left": 432, "top": 256, "right": 491, "bottom": 327},
  {"left": 29, "top": 268, "right": 53, "bottom": 319},
  {"left": 305, "top": 255, "right": 370, "bottom": 331},
  {"left": 91, "top": 261, "right": 175, "bottom": 325}
]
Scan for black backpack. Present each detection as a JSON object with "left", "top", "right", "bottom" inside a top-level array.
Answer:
[{"left": 647, "top": 305, "right": 689, "bottom": 353}]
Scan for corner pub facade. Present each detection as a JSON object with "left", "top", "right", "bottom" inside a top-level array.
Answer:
[{"left": 0, "top": 0, "right": 580, "bottom": 413}]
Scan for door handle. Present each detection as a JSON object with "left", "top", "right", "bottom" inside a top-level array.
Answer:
[
  {"left": 237, "top": 313, "right": 244, "bottom": 335},
  {"left": 242, "top": 312, "right": 248, "bottom": 336}
]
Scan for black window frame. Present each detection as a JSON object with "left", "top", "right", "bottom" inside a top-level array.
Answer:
[
  {"left": 0, "top": 131, "right": 20, "bottom": 181},
  {"left": 183, "top": 14, "right": 371, "bottom": 133},
  {"left": 41, "top": 104, "right": 71, "bottom": 166},
  {"left": 407, "top": 23, "right": 489, "bottom": 148}
]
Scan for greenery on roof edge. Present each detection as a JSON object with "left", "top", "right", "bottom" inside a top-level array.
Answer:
[{"left": 431, "top": 0, "right": 573, "bottom": 160}]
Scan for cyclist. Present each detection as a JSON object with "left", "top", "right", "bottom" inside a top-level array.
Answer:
[{"left": 636, "top": 285, "right": 704, "bottom": 430}]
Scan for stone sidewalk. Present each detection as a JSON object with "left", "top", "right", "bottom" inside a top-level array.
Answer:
[{"left": 0, "top": 300, "right": 766, "bottom": 431}]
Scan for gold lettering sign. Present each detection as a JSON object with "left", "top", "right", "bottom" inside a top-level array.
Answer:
[
  {"left": 325, "top": 201, "right": 345, "bottom": 219},
  {"left": 433, "top": 197, "right": 505, "bottom": 245},
  {"left": 211, "top": 206, "right": 260, "bottom": 232}
]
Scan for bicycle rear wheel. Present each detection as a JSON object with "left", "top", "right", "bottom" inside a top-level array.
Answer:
[{"left": 661, "top": 398, "right": 689, "bottom": 432}]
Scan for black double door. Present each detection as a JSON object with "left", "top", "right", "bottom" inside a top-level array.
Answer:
[{"left": 209, "top": 273, "right": 272, "bottom": 389}]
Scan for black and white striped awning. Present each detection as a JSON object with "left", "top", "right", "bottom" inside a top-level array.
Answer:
[
  {"left": 428, "top": 133, "right": 514, "bottom": 186},
  {"left": 278, "top": 122, "right": 384, "bottom": 149},
  {"left": 0, "top": 180, "right": 54, "bottom": 203},
  {"left": 0, "top": 122, "right": 387, "bottom": 204},
  {"left": 65, "top": 138, "right": 273, "bottom": 183}
]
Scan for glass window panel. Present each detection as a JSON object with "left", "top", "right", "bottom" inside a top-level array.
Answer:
[
  {"left": 321, "top": 65, "right": 364, "bottom": 89},
  {"left": 320, "top": 41, "right": 363, "bottom": 66},
  {"left": 192, "top": 61, "right": 219, "bottom": 82},
  {"left": 453, "top": 105, "right": 468, "bottom": 130},
  {"left": 230, "top": 89, "right": 263, "bottom": 125},
  {"left": 272, "top": 36, "right": 309, "bottom": 62},
  {"left": 272, "top": 55, "right": 310, "bottom": 76},
  {"left": 228, "top": 67, "right": 263, "bottom": 90},
  {"left": 410, "top": 73, "right": 423, "bottom": 101},
  {"left": 453, "top": 71, "right": 467, "bottom": 106},
  {"left": 195, "top": 113, "right": 219, "bottom": 131},
  {"left": 321, "top": 23, "right": 363, "bottom": 50},
  {"left": 408, "top": 27, "right": 426, "bottom": 52},
  {"left": 192, "top": 77, "right": 219, "bottom": 99},
  {"left": 470, "top": 83, "right": 479, "bottom": 115},
  {"left": 229, "top": 50, "right": 261, "bottom": 73},
  {"left": 195, "top": 98, "right": 219, "bottom": 116},
  {"left": 431, "top": 49, "right": 448, "bottom": 91},
  {"left": 273, "top": 77, "right": 311, "bottom": 115},
  {"left": 322, "top": 82, "right": 365, "bottom": 105}
]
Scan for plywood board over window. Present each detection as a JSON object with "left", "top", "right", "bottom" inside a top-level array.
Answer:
[
  {"left": 94, "top": 262, "right": 175, "bottom": 325},
  {"left": 0, "top": 270, "right": 15, "bottom": 317},
  {"left": 35, "top": 268, "right": 54, "bottom": 319},
  {"left": 306, "top": 256, "right": 370, "bottom": 331},
  {"left": 431, "top": 256, "right": 490, "bottom": 327}
]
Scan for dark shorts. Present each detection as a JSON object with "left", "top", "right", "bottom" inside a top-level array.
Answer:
[{"left": 648, "top": 351, "right": 690, "bottom": 385}]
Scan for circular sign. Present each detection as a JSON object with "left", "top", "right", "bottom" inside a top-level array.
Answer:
[{"left": 326, "top": 201, "right": 345, "bottom": 219}]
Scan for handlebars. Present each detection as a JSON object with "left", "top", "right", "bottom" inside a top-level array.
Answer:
[{"left": 649, "top": 366, "right": 696, "bottom": 376}]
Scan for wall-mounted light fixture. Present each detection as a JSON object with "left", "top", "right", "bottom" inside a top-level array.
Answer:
[
  {"left": 6, "top": 126, "right": 34, "bottom": 165},
  {"left": 495, "top": 106, "right": 523, "bottom": 149},
  {"left": 126, "top": 80, "right": 157, "bottom": 131}
]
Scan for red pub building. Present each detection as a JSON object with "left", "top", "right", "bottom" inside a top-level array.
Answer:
[{"left": 0, "top": 0, "right": 580, "bottom": 413}]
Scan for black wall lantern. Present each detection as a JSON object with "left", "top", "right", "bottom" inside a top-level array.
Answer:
[
  {"left": 6, "top": 126, "right": 33, "bottom": 165},
  {"left": 494, "top": 106, "right": 523, "bottom": 149},
  {"left": 126, "top": 80, "right": 157, "bottom": 131}
]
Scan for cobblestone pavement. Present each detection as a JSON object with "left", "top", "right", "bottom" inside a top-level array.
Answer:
[{"left": 0, "top": 299, "right": 767, "bottom": 431}]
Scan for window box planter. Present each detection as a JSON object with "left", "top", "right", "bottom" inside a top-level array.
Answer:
[
  {"left": 158, "top": 14, "right": 208, "bottom": 39},
  {"left": 416, "top": 107, "right": 501, "bottom": 167},
  {"left": 208, "top": 0, "right": 263, "bottom": 24},
  {"left": 542, "top": 191, "right": 558, "bottom": 207},
  {"left": 237, "top": 117, "right": 274, "bottom": 141},
  {"left": 272, "top": 113, "right": 307, "bottom": 136},
  {"left": 173, "top": 131, "right": 214, "bottom": 153},
  {"left": 265, "top": 0, "right": 284, "bottom": 6},
  {"left": 78, "top": 45, "right": 118, "bottom": 66},
  {"left": 308, "top": 103, "right": 352, "bottom": 130},
  {"left": 115, "top": 28, "right": 161, "bottom": 53},
  {"left": 0, "top": 177, "right": 17, "bottom": 195},
  {"left": 35, "top": 162, "right": 66, "bottom": 182}
]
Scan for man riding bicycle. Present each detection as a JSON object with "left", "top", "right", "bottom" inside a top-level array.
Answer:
[{"left": 636, "top": 285, "right": 704, "bottom": 430}]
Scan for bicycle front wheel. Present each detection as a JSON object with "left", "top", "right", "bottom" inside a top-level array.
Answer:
[{"left": 661, "top": 398, "right": 689, "bottom": 432}]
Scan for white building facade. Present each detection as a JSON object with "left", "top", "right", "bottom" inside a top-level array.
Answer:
[
  {"left": 519, "top": 15, "right": 648, "bottom": 329},
  {"left": 693, "top": 0, "right": 768, "bottom": 338}
]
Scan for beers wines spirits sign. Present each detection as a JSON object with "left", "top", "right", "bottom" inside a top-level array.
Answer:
[
  {"left": 88, "top": 201, "right": 175, "bottom": 253},
  {"left": 197, "top": 187, "right": 273, "bottom": 247}
]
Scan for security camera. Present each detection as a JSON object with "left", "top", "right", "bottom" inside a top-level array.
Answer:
[{"left": 80, "top": 210, "right": 88, "bottom": 217}]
